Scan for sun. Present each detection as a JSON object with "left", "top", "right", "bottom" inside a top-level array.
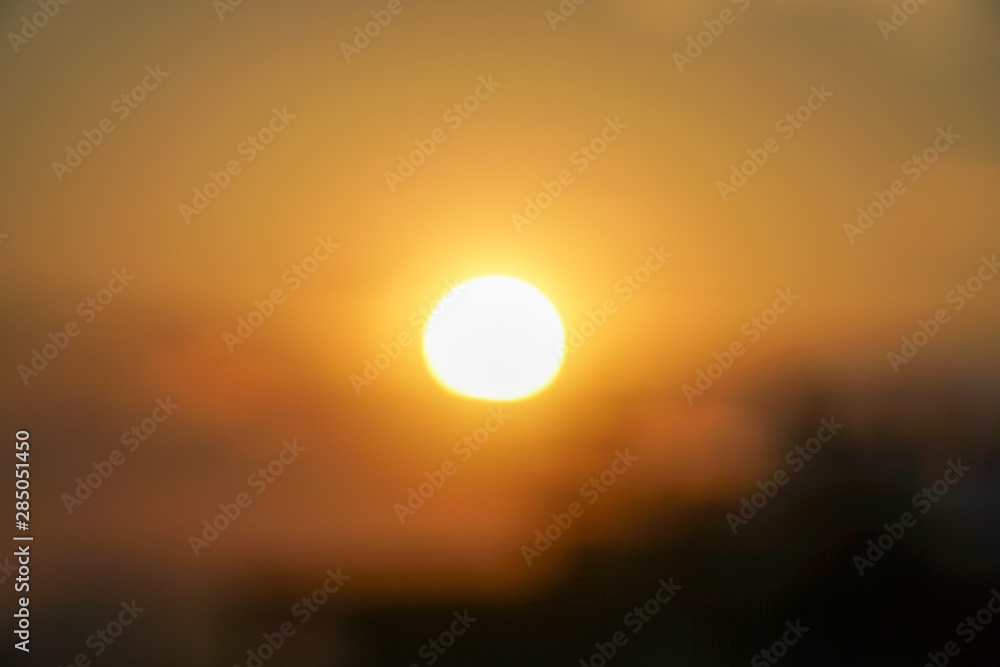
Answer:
[{"left": 422, "top": 276, "right": 565, "bottom": 400}]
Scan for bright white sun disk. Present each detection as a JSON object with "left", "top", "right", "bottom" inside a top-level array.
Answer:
[{"left": 423, "top": 276, "right": 565, "bottom": 400}]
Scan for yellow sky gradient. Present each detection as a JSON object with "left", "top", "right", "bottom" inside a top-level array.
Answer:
[{"left": 2, "top": 0, "right": 999, "bottom": 602}]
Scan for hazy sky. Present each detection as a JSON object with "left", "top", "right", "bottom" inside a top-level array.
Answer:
[{"left": 2, "top": 0, "right": 999, "bottom": 604}]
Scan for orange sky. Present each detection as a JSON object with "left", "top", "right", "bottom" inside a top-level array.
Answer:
[{"left": 2, "top": 0, "right": 999, "bottom": 603}]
